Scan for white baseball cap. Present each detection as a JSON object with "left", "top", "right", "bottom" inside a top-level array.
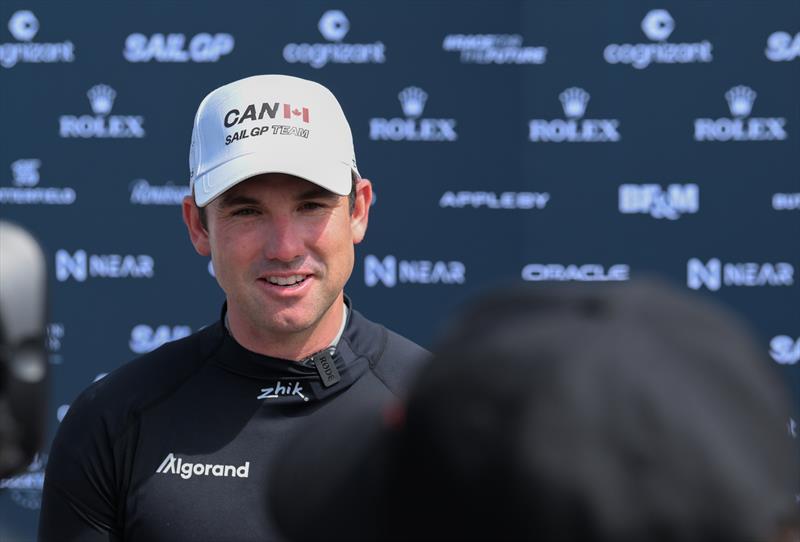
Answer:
[{"left": 189, "top": 74, "right": 359, "bottom": 207}]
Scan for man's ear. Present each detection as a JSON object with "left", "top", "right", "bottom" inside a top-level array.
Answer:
[
  {"left": 182, "top": 195, "right": 211, "bottom": 256},
  {"left": 350, "top": 178, "right": 372, "bottom": 245}
]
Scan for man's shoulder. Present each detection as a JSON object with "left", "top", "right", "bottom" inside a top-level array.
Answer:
[
  {"left": 64, "top": 322, "right": 223, "bottom": 435},
  {"left": 347, "top": 308, "right": 430, "bottom": 395}
]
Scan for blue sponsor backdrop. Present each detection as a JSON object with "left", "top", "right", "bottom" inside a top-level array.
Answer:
[{"left": 1, "top": 1, "right": 798, "bottom": 538}]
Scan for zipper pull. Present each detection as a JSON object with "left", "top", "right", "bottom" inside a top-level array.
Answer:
[{"left": 311, "top": 347, "right": 341, "bottom": 388}]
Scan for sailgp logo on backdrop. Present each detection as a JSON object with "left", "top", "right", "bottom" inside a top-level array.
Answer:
[
  {"left": 772, "top": 193, "right": 800, "bottom": 210},
  {"left": 124, "top": 32, "right": 234, "bottom": 62},
  {"left": 618, "top": 184, "right": 698, "bottom": 219},
  {"left": 687, "top": 259, "right": 794, "bottom": 291},
  {"left": 604, "top": 9, "right": 713, "bottom": 69},
  {"left": 258, "top": 381, "right": 309, "bottom": 402},
  {"left": 0, "top": 10, "right": 75, "bottom": 68},
  {"left": 769, "top": 336, "right": 800, "bottom": 365},
  {"left": 369, "top": 87, "right": 458, "bottom": 142},
  {"left": 442, "top": 34, "right": 547, "bottom": 64},
  {"left": 55, "top": 250, "right": 155, "bottom": 282},
  {"left": 0, "top": 159, "right": 76, "bottom": 205},
  {"left": 283, "top": 10, "right": 385, "bottom": 68},
  {"left": 59, "top": 85, "right": 146, "bottom": 139},
  {"left": 694, "top": 86, "right": 787, "bottom": 142},
  {"left": 765, "top": 31, "right": 800, "bottom": 61},
  {"left": 156, "top": 453, "right": 250, "bottom": 480},
  {"left": 529, "top": 87, "right": 620, "bottom": 143},
  {"left": 364, "top": 255, "right": 466, "bottom": 287},
  {"left": 129, "top": 325, "right": 192, "bottom": 354}
]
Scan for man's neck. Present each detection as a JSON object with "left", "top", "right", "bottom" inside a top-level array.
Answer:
[{"left": 225, "top": 297, "right": 347, "bottom": 361}]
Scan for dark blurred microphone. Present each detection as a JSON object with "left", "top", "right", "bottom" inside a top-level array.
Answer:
[{"left": 0, "top": 220, "right": 48, "bottom": 478}]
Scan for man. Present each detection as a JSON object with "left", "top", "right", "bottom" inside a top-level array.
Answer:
[{"left": 39, "top": 74, "right": 428, "bottom": 541}]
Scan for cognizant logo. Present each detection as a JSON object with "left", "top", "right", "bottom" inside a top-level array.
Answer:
[{"left": 156, "top": 453, "right": 250, "bottom": 480}]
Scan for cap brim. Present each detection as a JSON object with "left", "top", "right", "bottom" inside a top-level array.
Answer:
[{"left": 194, "top": 152, "right": 352, "bottom": 207}]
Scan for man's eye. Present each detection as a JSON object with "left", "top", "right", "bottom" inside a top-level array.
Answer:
[
  {"left": 232, "top": 208, "right": 258, "bottom": 216},
  {"left": 300, "top": 202, "right": 325, "bottom": 211}
]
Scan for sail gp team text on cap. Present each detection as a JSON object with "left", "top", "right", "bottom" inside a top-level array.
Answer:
[{"left": 189, "top": 74, "right": 359, "bottom": 208}]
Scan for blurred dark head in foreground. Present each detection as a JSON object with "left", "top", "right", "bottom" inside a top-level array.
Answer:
[{"left": 271, "top": 280, "right": 799, "bottom": 542}]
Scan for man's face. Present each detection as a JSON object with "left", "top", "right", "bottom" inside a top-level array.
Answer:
[{"left": 183, "top": 173, "right": 370, "bottom": 343}]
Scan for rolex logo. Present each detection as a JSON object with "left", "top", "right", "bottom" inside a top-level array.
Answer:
[
  {"left": 725, "top": 85, "right": 756, "bottom": 118},
  {"left": 87, "top": 84, "right": 116, "bottom": 115},
  {"left": 559, "top": 87, "right": 590, "bottom": 119},
  {"left": 398, "top": 86, "right": 428, "bottom": 118}
]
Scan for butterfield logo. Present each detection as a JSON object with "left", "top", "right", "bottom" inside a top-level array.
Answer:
[
  {"left": 258, "top": 381, "right": 308, "bottom": 402},
  {"left": 365, "top": 255, "right": 465, "bottom": 287},
  {"left": 0, "top": 10, "right": 74, "bottom": 68},
  {"left": 772, "top": 193, "right": 800, "bottom": 211},
  {"left": 770, "top": 335, "right": 800, "bottom": 365},
  {"left": 619, "top": 184, "right": 698, "bottom": 219},
  {"left": 529, "top": 87, "right": 620, "bottom": 143},
  {"left": 766, "top": 31, "right": 800, "bottom": 62},
  {"left": 369, "top": 86, "right": 457, "bottom": 142},
  {"left": 124, "top": 32, "right": 234, "bottom": 62},
  {"left": 56, "top": 249, "right": 155, "bottom": 282},
  {"left": 687, "top": 258, "right": 794, "bottom": 291},
  {"left": 604, "top": 9, "right": 712, "bottom": 69},
  {"left": 0, "top": 159, "right": 76, "bottom": 205},
  {"left": 130, "top": 325, "right": 191, "bottom": 354},
  {"left": 156, "top": 453, "right": 250, "bottom": 480},
  {"left": 694, "top": 85, "right": 787, "bottom": 142},
  {"left": 130, "top": 179, "right": 189, "bottom": 205},
  {"left": 283, "top": 9, "right": 385, "bottom": 68},
  {"left": 522, "top": 264, "right": 630, "bottom": 282},
  {"left": 442, "top": 33, "right": 546, "bottom": 65},
  {"left": 59, "top": 84, "right": 145, "bottom": 139},
  {"left": 0, "top": 454, "right": 46, "bottom": 510},
  {"left": 440, "top": 191, "right": 550, "bottom": 210}
]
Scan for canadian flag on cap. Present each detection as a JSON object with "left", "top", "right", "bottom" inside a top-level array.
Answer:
[{"left": 284, "top": 104, "right": 310, "bottom": 123}]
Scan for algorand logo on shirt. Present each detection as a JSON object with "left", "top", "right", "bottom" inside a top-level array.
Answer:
[{"left": 156, "top": 453, "right": 250, "bottom": 480}]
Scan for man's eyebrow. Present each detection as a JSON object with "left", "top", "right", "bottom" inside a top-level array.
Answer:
[
  {"left": 296, "top": 186, "right": 340, "bottom": 200},
  {"left": 218, "top": 194, "right": 260, "bottom": 208}
]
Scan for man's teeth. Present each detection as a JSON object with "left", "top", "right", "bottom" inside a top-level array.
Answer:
[{"left": 267, "top": 275, "right": 306, "bottom": 286}]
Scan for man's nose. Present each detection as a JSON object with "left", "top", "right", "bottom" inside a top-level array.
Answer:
[{"left": 263, "top": 216, "right": 304, "bottom": 262}]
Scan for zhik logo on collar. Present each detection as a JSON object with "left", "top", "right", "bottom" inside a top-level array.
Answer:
[{"left": 258, "top": 381, "right": 309, "bottom": 402}]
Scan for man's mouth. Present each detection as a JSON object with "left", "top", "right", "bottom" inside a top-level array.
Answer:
[{"left": 264, "top": 274, "right": 309, "bottom": 287}]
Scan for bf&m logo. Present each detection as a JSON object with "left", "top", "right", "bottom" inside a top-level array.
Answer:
[
  {"left": 0, "top": 453, "right": 46, "bottom": 510},
  {"left": 0, "top": 159, "right": 76, "bottom": 205},
  {"left": 694, "top": 85, "right": 787, "bottom": 142},
  {"left": 0, "top": 10, "right": 74, "bottom": 68},
  {"left": 442, "top": 33, "right": 546, "bottom": 65},
  {"left": 369, "top": 86, "right": 457, "bottom": 142},
  {"left": 440, "top": 190, "right": 550, "bottom": 210},
  {"left": 59, "top": 84, "right": 146, "bottom": 139},
  {"left": 156, "top": 453, "right": 250, "bottom": 480},
  {"left": 521, "top": 264, "right": 630, "bottom": 282},
  {"left": 770, "top": 335, "right": 800, "bottom": 365},
  {"left": 257, "top": 381, "right": 309, "bottom": 402},
  {"left": 766, "top": 31, "right": 800, "bottom": 62},
  {"left": 364, "top": 255, "right": 465, "bottom": 287},
  {"left": 283, "top": 9, "right": 385, "bottom": 68},
  {"left": 55, "top": 249, "right": 155, "bottom": 282},
  {"left": 124, "top": 32, "right": 234, "bottom": 63},
  {"left": 130, "top": 179, "right": 190, "bottom": 205},
  {"left": 687, "top": 258, "right": 794, "bottom": 291},
  {"left": 604, "top": 9, "right": 713, "bottom": 69},
  {"left": 618, "top": 184, "right": 698, "bottom": 219},
  {"left": 130, "top": 324, "right": 192, "bottom": 354},
  {"left": 772, "top": 192, "right": 800, "bottom": 211},
  {"left": 529, "top": 87, "right": 620, "bottom": 143}
]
